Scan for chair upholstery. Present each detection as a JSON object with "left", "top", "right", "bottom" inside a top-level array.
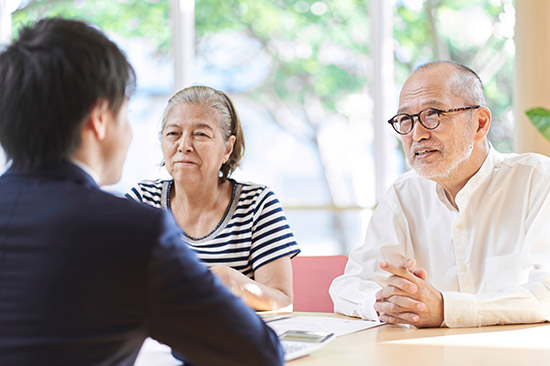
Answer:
[{"left": 291, "top": 255, "right": 348, "bottom": 312}]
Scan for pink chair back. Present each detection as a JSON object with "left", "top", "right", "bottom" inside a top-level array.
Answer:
[{"left": 291, "top": 255, "right": 348, "bottom": 312}]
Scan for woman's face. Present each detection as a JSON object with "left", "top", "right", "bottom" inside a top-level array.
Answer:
[{"left": 161, "top": 103, "right": 235, "bottom": 186}]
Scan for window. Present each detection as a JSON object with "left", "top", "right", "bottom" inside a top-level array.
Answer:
[{"left": 1, "top": 0, "right": 515, "bottom": 255}]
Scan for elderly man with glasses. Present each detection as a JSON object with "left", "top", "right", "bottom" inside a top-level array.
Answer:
[{"left": 330, "top": 60, "right": 550, "bottom": 328}]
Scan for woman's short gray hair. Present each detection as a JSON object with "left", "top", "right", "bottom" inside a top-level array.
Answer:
[{"left": 160, "top": 86, "right": 245, "bottom": 181}]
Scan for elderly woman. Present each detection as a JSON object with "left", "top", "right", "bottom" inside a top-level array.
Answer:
[{"left": 127, "top": 86, "right": 300, "bottom": 311}]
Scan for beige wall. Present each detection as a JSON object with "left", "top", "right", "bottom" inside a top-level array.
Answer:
[{"left": 514, "top": 0, "right": 550, "bottom": 156}]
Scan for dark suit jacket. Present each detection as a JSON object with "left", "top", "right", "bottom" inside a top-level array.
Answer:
[{"left": 0, "top": 161, "right": 283, "bottom": 365}]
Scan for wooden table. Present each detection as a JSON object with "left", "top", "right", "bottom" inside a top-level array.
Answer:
[
  {"left": 288, "top": 313, "right": 550, "bottom": 366},
  {"left": 135, "top": 312, "right": 550, "bottom": 365}
]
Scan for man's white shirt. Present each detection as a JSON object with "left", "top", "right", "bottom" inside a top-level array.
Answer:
[{"left": 329, "top": 147, "right": 550, "bottom": 327}]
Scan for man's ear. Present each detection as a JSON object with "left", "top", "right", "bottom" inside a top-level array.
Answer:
[
  {"left": 88, "top": 100, "right": 111, "bottom": 141},
  {"left": 474, "top": 106, "right": 491, "bottom": 142}
]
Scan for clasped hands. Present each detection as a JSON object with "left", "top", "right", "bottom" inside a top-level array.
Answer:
[{"left": 374, "top": 258, "right": 444, "bottom": 328}]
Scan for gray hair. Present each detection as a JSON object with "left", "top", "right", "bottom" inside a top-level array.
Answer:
[{"left": 415, "top": 61, "right": 486, "bottom": 106}]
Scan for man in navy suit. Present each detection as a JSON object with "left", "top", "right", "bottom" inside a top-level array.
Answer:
[{"left": 0, "top": 18, "right": 283, "bottom": 365}]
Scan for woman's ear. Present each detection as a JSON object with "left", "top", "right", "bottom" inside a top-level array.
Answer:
[{"left": 224, "top": 135, "right": 236, "bottom": 162}]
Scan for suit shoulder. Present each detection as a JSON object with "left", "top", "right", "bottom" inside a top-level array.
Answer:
[
  {"left": 98, "top": 189, "right": 164, "bottom": 216},
  {"left": 82, "top": 188, "right": 168, "bottom": 237}
]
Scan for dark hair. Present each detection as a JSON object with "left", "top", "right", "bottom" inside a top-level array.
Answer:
[
  {"left": 0, "top": 17, "right": 136, "bottom": 170},
  {"left": 160, "top": 86, "right": 245, "bottom": 182},
  {"left": 414, "top": 60, "right": 486, "bottom": 106}
]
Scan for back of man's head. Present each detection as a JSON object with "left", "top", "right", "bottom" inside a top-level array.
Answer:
[{"left": 0, "top": 17, "right": 136, "bottom": 170}]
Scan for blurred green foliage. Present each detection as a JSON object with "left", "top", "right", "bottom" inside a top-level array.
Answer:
[
  {"left": 12, "top": 0, "right": 171, "bottom": 54},
  {"left": 526, "top": 108, "right": 550, "bottom": 142},
  {"left": 394, "top": 0, "right": 514, "bottom": 152},
  {"left": 11, "top": 0, "right": 514, "bottom": 150}
]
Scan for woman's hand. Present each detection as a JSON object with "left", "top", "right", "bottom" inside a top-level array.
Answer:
[{"left": 209, "top": 257, "right": 293, "bottom": 312}]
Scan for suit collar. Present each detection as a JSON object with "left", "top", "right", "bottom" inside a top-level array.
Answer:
[
  {"left": 70, "top": 158, "right": 100, "bottom": 185},
  {"left": 3, "top": 160, "right": 99, "bottom": 189}
]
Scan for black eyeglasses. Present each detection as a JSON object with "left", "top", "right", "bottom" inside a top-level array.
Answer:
[{"left": 388, "top": 105, "right": 481, "bottom": 135}]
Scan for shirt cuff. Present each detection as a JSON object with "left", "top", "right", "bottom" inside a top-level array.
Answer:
[
  {"left": 441, "top": 291, "right": 480, "bottom": 327},
  {"left": 332, "top": 289, "right": 380, "bottom": 321},
  {"left": 356, "top": 290, "right": 380, "bottom": 321}
]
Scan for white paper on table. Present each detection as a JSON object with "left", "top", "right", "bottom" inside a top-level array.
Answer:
[{"left": 266, "top": 316, "right": 383, "bottom": 337}]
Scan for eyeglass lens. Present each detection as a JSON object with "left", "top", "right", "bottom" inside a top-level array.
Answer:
[{"left": 393, "top": 108, "right": 440, "bottom": 134}]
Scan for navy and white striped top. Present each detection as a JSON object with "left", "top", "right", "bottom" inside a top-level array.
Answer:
[{"left": 126, "top": 179, "right": 300, "bottom": 278}]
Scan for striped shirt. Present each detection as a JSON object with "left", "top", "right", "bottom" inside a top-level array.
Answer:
[{"left": 126, "top": 179, "right": 300, "bottom": 278}]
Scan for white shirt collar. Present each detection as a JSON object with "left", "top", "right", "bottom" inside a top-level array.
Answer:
[{"left": 435, "top": 144, "right": 496, "bottom": 211}]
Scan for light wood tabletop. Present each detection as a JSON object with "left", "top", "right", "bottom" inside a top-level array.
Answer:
[
  {"left": 135, "top": 312, "right": 550, "bottom": 365},
  {"left": 287, "top": 313, "right": 550, "bottom": 366}
]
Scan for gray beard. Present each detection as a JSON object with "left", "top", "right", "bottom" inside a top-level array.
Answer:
[{"left": 411, "top": 144, "right": 474, "bottom": 180}]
